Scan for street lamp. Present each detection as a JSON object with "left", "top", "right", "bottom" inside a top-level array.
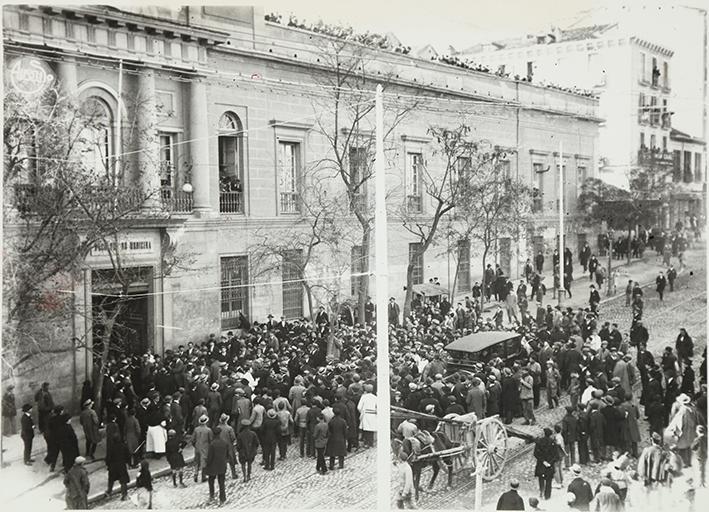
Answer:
[{"left": 606, "top": 228, "right": 614, "bottom": 296}]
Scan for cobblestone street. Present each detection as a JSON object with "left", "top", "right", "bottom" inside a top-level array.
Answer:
[
  {"left": 94, "top": 445, "right": 375, "bottom": 509},
  {"left": 395, "top": 246, "right": 707, "bottom": 509}
]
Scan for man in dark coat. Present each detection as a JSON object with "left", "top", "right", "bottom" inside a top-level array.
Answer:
[
  {"left": 588, "top": 285, "right": 601, "bottom": 314},
  {"left": 535, "top": 251, "right": 544, "bottom": 274},
  {"left": 205, "top": 427, "right": 229, "bottom": 504},
  {"left": 79, "top": 399, "right": 100, "bottom": 459},
  {"left": 105, "top": 436, "right": 130, "bottom": 500},
  {"left": 45, "top": 406, "right": 64, "bottom": 470},
  {"left": 576, "top": 404, "right": 590, "bottom": 465},
  {"left": 57, "top": 413, "right": 80, "bottom": 473},
  {"left": 600, "top": 396, "right": 622, "bottom": 459},
  {"left": 534, "top": 428, "right": 558, "bottom": 500},
  {"left": 675, "top": 328, "right": 694, "bottom": 361},
  {"left": 388, "top": 298, "right": 401, "bottom": 327},
  {"left": 261, "top": 408, "right": 280, "bottom": 470},
  {"left": 64, "top": 456, "right": 90, "bottom": 509},
  {"left": 500, "top": 370, "right": 519, "bottom": 425},
  {"left": 34, "top": 382, "right": 54, "bottom": 434},
  {"left": 236, "top": 419, "right": 259, "bottom": 482},
  {"left": 561, "top": 406, "right": 578, "bottom": 468},
  {"left": 20, "top": 403, "right": 35, "bottom": 465},
  {"left": 588, "top": 402, "right": 605, "bottom": 463},
  {"left": 326, "top": 408, "right": 348, "bottom": 470},
  {"left": 567, "top": 465, "right": 593, "bottom": 511},
  {"left": 655, "top": 271, "right": 667, "bottom": 301},
  {"left": 496, "top": 478, "right": 524, "bottom": 510}
]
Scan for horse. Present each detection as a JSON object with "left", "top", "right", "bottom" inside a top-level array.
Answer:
[{"left": 396, "top": 429, "right": 457, "bottom": 500}]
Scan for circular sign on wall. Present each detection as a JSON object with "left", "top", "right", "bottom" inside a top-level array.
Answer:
[{"left": 8, "top": 56, "right": 55, "bottom": 96}]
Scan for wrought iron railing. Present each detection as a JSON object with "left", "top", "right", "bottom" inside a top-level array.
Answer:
[
  {"left": 280, "top": 192, "right": 300, "bottom": 214},
  {"left": 161, "top": 187, "right": 193, "bottom": 213},
  {"left": 220, "top": 191, "right": 243, "bottom": 213}
]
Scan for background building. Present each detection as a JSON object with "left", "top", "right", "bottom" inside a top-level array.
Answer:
[{"left": 3, "top": 4, "right": 599, "bottom": 407}]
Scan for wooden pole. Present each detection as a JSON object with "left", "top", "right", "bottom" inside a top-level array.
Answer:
[{"left": 374, "top": 84, "right": 391, "bottom": 510}]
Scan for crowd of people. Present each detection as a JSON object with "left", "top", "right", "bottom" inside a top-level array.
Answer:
[
  {"left": 390, "top": 230, "right": 706, "bottom": 510},
  {"left": 3, "top": 317, "right": 379, "bottom": 508}
]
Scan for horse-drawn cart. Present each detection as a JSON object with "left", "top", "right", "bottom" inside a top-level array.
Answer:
[{"left": 391, "top": 405, "right": 509, "bottom": 491}]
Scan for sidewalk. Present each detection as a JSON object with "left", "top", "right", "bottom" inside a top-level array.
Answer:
[{"left": 0, "top": 419, "right": 195, "bottom": 510}]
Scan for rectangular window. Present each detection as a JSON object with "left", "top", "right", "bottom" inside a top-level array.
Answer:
[
  {"left": 695, "top": 153, "right": 702, "bottom": 182},
  {"left": 663, "top": 61, "right": 669, "bottom": 88},
  {"left": 684, "top": 151, "right": 693, "bottom": 183},
  {"left": 577, "top": 166, "right": 587, "bottom": 197},
  {"left": 638, "top": 93, "right": 646, "bottom": 122},
  {"left": 652, "top": 57, "right": 659, "bottom": 86},
  {"left": 533, "top": 162, "right": 545, "bottom": 213},
  {"left": 650, "top": 134, "right": 656, "bottom": 150},
  {"left": 500, "top": 159, "right": 511, "bottom": 181},
  {"left": 409, "top": 242, "right": 424, "bottom": 285},
  {"left": 349, "top": 147, "right": 368, "bottom": 212},
  {"left": 640, "top": 52, "right": 646, "bottom": 82},
  {"left": 456, "top": 156, "right": 472, "bottom": 183},
  {"left": 640, "top": 132, "right": 646, "bottom": 149},
  {"left": 456, "top": 239, "right": 471, "bottom": 293},
  {"left": 159, "top": 133, "right": 175, "bottom": 196},
  {"left": 220, "top": 256, "right": 249, "bottom": 329},
  {"left": 673, "top": 150, "right": 682, "bottom": 182},
  {"left": 662, "top": 136, "right": 667, "bottom": 151},
  {"left": 282, "top": 250, "right": 303, "bottom": 319},
  {"left": 650, "top": 96, "right": 659, "bottom": 125},
  {"left": 407, "top": 152, "right": 424, "bottom": 213},
  {"left": 278, "top": 141, "right": 300, "bottom": 214},
  {"left": 350, "top": 245, "right": 365, "bottom": 297},
  {"left": 526, "top": 61, "right": 534, "bottom": 81}
]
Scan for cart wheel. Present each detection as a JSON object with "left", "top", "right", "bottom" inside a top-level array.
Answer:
[{"left": 475, "top": 417, "right": 508, "bottom": 481}]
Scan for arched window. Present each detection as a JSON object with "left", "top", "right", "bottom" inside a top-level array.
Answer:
[
  {"left": 79, "top": 97, "right": 113, "bottom": 177},
  {"left": 218, "top": 112, "right": 244, "bottom": 213}
]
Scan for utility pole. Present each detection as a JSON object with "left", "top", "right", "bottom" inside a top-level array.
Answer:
[
  {"left": 374, "top": 84, "right": 390, "bottom": 511},
  {"left": 558, "top": 141, "right": 564, "bottom": 306}
]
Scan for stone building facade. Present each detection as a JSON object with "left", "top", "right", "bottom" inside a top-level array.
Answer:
[{"left": 2, "top": 5, "right": 600, "bottom": 408}]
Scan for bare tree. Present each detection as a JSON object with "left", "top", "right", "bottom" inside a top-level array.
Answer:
[
  {"left": 3, "top": 84, "right": 190, "bottom": 414},
  {"left": 310, "top": 35, "right": 418, "bottom": 323},
  {"left": 448, "top": 146, "right": 532, "bottom": 309}
]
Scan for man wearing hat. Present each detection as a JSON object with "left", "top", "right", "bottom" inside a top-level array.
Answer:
[
  {"left": 205, "top": 427, "right": 229, "bottom": 504},
  {"left": 236, "top": 419, "right": 259, "bottom": 482},
  {"left": 79, "top": 398, "right": 100, "bottom": 459},
  {"left": 64, "top": 456, "right": 90, "bottom": 509},
  {"left": 667, "top": 393, "right": 699, "bottom": 466},
  {"left": 218, "top": 413, "right": 238, "bottom": 479},
  {"left": 566, "top": 464, "right": 593, "bottom": 511},
  {"left": 388, "top": 297, "right": 401, "bottom": 327},
  {"left": 207, "top": 382, "right": 222, "bottom": 428},
  {"left": 192, "top": 415, "right": 213, "bottom": 483},
  {"left": 20, "top": 403, "right": 35, "bottom": 465},
  {"left": 231, "top": 388, "right": 252, "bottom": 433},
  {"left": 496, "top": 478, "right": 524, "bottom": 510}
]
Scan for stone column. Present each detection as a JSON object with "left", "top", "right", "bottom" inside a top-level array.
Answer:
[
  {"left": 55, "top": 57, "right": 78, "bottom": 97},
  {"left": 189, "top": 79, "right": 212, "bottom": 214},
  {"left": 137, "top": 69, "right": 161, "bottom": 209}
]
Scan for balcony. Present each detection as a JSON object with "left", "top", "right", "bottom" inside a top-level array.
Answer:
[
  {"left": 279, "top": 192, "right": 300, "bottom": 214},
  {"left": 638, "top": 148, "right": 674, "bottom": 170},
  {"left": 407, "top": 194, "right": 423, "bottom": 213},
  {"left": 161, "top": 187, "right": 193, "bottom": 213},
  {"left": 220, "top": 191, "right": 244, "bottom": 214},
  {"left": 12, "top": 183, "right": 145, "bottom": 216}
]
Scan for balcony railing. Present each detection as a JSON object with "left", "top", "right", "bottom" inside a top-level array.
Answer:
[
  {"left": 12, "top": 183, "right": 146, "bottom": 215},
  {"left": 638, "top": 148, "right": 674, "bottom": 169},
  {"left": 407, "top": 194, "right": 423, "bottom": 213},
  {"left": 161, "top": 187, "right": 193, "bottom": 213},
  {"left": 280, "top": 192, "right": 300, "bottom": 214},
  {"left": 220, "top": 191, "right": 243, "bottom": 214}
]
